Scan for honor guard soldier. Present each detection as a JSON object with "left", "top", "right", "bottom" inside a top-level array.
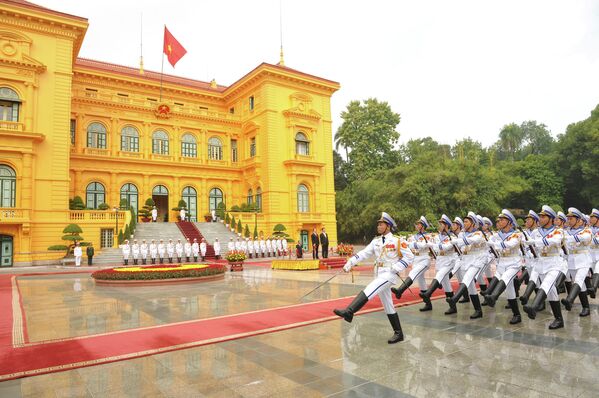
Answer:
[
  {"left": 589, "top": 209, "right": 599, "bottom": 292},
  {"left": 214, "top": 238, "right": 221, "bottom": 260},
  {"left": 265, "top": 237, "right": 272, "bottom": 257},
  {"left": 192, "top": 238, "right": 200, "bottom": 262},
  {"left": 227, "top": 238, "right": 235, "bottom": 254},
  {"left": 235, "top": 237, "right": 242, "bottom": 252},
  {"left": 184, "top": 238, "right": 192, "bottom": 262},
  {"left": 449, "top": 217, "right": 471, "bottom": 303},
  {"left": 166, "top": 239, "right": 175, "bottom": 263},
  {"left": 158, "top": 239, "right": 166, "bottom": 264},
  {"left": 333, "top": 212, "right": 414, "bottom": 344},
  {"left": 200, "top": 238, "right": 207, "bottom": 261},
  {"left": 149, "top": 240, "right": 158, "bottom": 264},
  {"left": 420, "top": 214, "right": 461, "bottom": 314},
  {"left": 479, "top": 216, "right": 496, "bottom": 294},
  {"left": 518, "top": 210, "right": 543, "bottom": 307},
  {"left": 247, "top": 238, "right": 254, "bottom": 259},
  {"left": 282, "top": 237, "right": 289, "bottom": 258},
  {"left": 175, "top": 239, "right": 184, "bottom": 263},
  {"left": 121, "top": 239, "right": 131, "bottom": 265},
  {"left": 483, "top": 210, "right": 523, "bottom": 324},
  {"left": 392, "top": 216, "right": 434, "bottom": 312},
  {"left": 140, "top": 239, "right": 148, "bottom": 265},
  {"left": 260, "top": 237, "right": 266, "bottom": 258},
  {"left": 561, "top": 207, "right": 593, "bottom": 316},
  {"left": 522, "top": 205, "right": 567, "bottom": 329},
  {"left": 446, "top": 212, "right": 486, "bottom": 319},
  {"left": 131, "top": 240, "right": 140, "bottom": 265}
]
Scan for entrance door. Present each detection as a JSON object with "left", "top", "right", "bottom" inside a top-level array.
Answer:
[
  {"left": 0, "top": 235, "right": 13, "bottom": 267},
  {"left": 152, "top": 185, "right": 169, "bottom": 222},
  {"left": 300, "top": 230, "right": 309, "bottom": 252}
]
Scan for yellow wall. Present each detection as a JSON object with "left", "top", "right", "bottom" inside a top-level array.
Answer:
[{"left": 0, "top": 1, "right": 339, "bottom": 266}]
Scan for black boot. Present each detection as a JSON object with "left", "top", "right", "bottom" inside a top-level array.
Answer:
[
  {"left": 391, "top": 277, "right": 413, "bottom": 300},
  {"left": 419, "top": 291, "right": 432, "bottom": 312},
  {"left": 592, "top": 273, "right": 599, "bottom": 292},
  {"left": 419, "top": 279, "right": 440, "bottom": 299},
  {"left": 444, "top": 292, "right": 457, "bottom": 315},
  {"left": 333, "top": 292, "right": 368, "bottom": 323},
  {"left": 151, "top": 258, "right": 155, "bottom": 264},
  {"left": 469, "top": 295, "right": 483, "bottom": 319},
  {"left": 178, "top": 257, "right": 182, "bottom": 263},
  {"left": 124, "top": 259, "right": 128, "bottom": 265},
  {"left": 579, "top": 291, "right": 591, "bottom": 317},
  {"left": 169, "top": 257, "right": 173, "bottom": 264},
  {"left": 481, "top": 277, "right": 499, "bottom": 306},
  {"left": 159, "top": 258, "right": 164, "bottom": 264},
  {"left": 507, "top": 299, "right": 522, "bottom": 324},
  {"left": 561, "top": 283, "right": 581, "bottom": 311},
  {"left": 524, "top": 289, "right": 547, "bottom": 320},
  {"left": 194, "top": 256, "right": 198, "bottom": 262},
  {"left": 585, "top": 276, "right": 596, "bottom": 299},
  {"left": 548, "top": 301, "right": 564, "bottom": 329},
  {"left": 515, "top": 268, "right": 529, "bottom": 289},
  {"left": 485, "top": 281, "right": 507, "bottom": 308},
  {"left": 386, "top": 313, "right": 404, "bottom": 344},
  {"left": 519, "top": 280, "right": 537, "bottom": 305},
  {"left": 564, "top": 281, "right": 572, "bottom": 295},
  {"left": 447, "top": 284, "right": 468, "bottom": 306},
  {"left": 479, "top": 284, "right": 488, "bottom": 294},
  {"left": 459, "top": 292, "right": 471, "bottom": 303}
]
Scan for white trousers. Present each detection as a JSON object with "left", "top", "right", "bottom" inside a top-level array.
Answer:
[
  {"left": 363, "top": 270, "right": 399, "bottom": 315},
  {"left": 538, "top": 270, "right": 562, "bottom": 301},
  {"left": 408, "top": 256, "right": 431, "bottom": 290},
  {"left": 75, "top": 255, "right": 81, "bottom": 266},
  {"left": 498, "top": 265, "right": 520, "bottom": 299},
  {"left": 566, "top": 268, "right": 588, "bottom": 292}
]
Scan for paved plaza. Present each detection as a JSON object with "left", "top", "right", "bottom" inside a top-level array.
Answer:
[{"left": 0, "top": 263, "right": 598, "bottom": 397}]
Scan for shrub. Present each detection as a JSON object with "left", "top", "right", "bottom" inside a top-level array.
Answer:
[
  {"left": 244, "top": 225, "right": 250, "bottom": 238},
  {"left": 225, "top": 213, "right": 231, "bottom": 225},
  {"left": 119, "top": 198, "right": 129, "bottom": 209},
  {"left": 98, "top": 203, "right": 110, "bottom": 210},
  {"left": 231, "top": 205, "right": 241, "bottom": 212},
  {"left": 225, "top": 250, "right": 246, "bottom": 262},
  {"left": 237, "top": 219, "right": 242, "bottom": 233},
  {"left": 70, "top": 196, "right": 85, "bottom": 210},
  {"left": 216, "top": 202, "right": 226, "bottom": 219}
]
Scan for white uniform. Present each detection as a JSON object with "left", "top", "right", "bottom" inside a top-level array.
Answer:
[
  {"left": 166, "top": 241, "right": 175, "bottom": 261},
  {"left": 564, "top": 226, "right": 593, "bottom": 291},
  {"left": 282, "top": 239, "right": 288, "bottom": 256},
  {"left": 266, "top": 239, "right": 272, "bottom": 256},
  {"left": 488, "top": 229, "right": 523, "bottom": 299},
  {"left": 213, "top": 240, "right": 221, "bottom": 257},
  {"left": 158, "top": 242, "right": 166, "bottom": 261},
  {"left": 151, "top": 208, "right": 158, "bottom": 222},
  {"left": 184, "top": 241, "right": 192, "bottom": 259},
  {"left": 121, "top": 242, "right": 131, "bottom": 262},
  {"left": 451, "top": 230, "right": 488, "bottom": 295},
  {"left": 345, "top": 232, "right": 414, "bottom": 314},
  {"left": 247, "top": 240, "right": 254, "bottom": 257},
  {"left": 140, "top": 242, "right": 148, "bottom": 261},
  {"left": 227, "top": 240, "right": 235, "bottom": 252},
  {"left": 592, "top": 225, "right": 599, "bottom": 272},
  {"left": 132, "top": 243, "right": 140, "bottom": 260},
  {"left": 276, "top": 239, "right": 283, "bottom": 257},
  {"left": 241, "top": 240, "right": 248, "bottom": 255},
  {"left": 407, "top": 233, "right": 433, "bottom": 291},
  {"left": 235, "top": 240, "right": 242, "bottom": 251},
  {"left": 149, "top": 242, "right": 158, "bottom": 261},
  {"left": 521, "top": 227, "right": 540, "bottom": 284},
  {"left": 192, "top": 241, "right": 200, "bottom": 259},
  {"left": 200, "top": 241, "right": 207, "bottom": 258},
  {"left": 429, "top": 232, "right": 458, "bottom": 292},
  {"left": 527, "top": 226, "right": 567, "bottom": 300},
  {"left": 175, "top": 241, "right": 184, "bottom": 260},
  {"left": 74, "top": 246, "right": 82, "bottom": 267},
  {"left": 259, "top": 239, "right": 266, "bottom": 256},
  {"left": 179, "top": 208, "right": 186, "bottom": 221}
]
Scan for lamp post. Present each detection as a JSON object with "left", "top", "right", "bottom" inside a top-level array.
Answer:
[{"left": 113, "top": 207, "right": 119, "bottom": 247}]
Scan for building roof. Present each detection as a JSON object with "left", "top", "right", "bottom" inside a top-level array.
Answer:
[{"left": 0, "top": 0, "right": 87, "bottom": 22}]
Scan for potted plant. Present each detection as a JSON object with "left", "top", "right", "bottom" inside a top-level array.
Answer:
[
  {"left": 138, "top": 198, "right": 154, "bottom": 222},
  {"left": 204, "top": 213, "right": 213, "bottom": 222},
  {"left": 225, "top": 250, "right": 246, "bottom": 272}
]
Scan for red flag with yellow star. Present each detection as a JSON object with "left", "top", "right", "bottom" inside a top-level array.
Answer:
[{"left": 163, "top": 26, "right": 187, "bottom": 67}]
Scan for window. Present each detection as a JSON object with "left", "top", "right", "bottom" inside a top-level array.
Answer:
[
  {"left": 247, "top": 189, "right": 253, "bottom": 206},
  {"left": 249, "top": 96, "right": 254, "bottom": 111},
  {"left": 0, "top": 165, "right": 16, "bottom": 207},
  {"left": 121, "top": 126, "right": 139, "bottom": 152},
  {"left": 120, "top": 183, "right": 138, "bottom": 213},
  {"left": 87, "top": 122, "right": 107, "bottom": 149},
  {"left": 86, "top": 182, "right": 105, "bottom": 209},
  {"left": 152, "top": 130, "right": 169, "bottom": 155},
  {"left": 182, "top": 186, "right": 197, "bottom": 221},
  {"left": 70, "top": 119, "right": 76, "bottom": 145},
  {"left": 208, "top": 137, "right": 223, "bottom": 160},
  {"left": 255, "top": 187, "right": 262, "bottom": 212},
  {"left": 229, "top": 107, "right": 235, "bottom": 114},
  {"left": 100, "top": 229, "right": 114, "bottom": 248},
  {"left": 231, "top": 139, "right": 238, "bottom": 162},
  {"left": 295, "top": 132, "right": 310, "bottom": 155},
  {"left": 297, "top": 184, "right": 309, "bottom": 213},
  {"left": 0, "top": 87, "right": 20, "bottom": 122},
  {"left": 250, "top": 137, "right": 256, "bottom": 158},
  {"left": 181, "top": 133, "right": 197, "bottom": 158},
  {"left": 209, "top": 188, "right": 223, "bottom": 212},
  {"left": 153, "top": 185, "right": 168, "bottom": 195}
]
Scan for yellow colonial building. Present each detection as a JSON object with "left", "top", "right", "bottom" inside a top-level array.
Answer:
[{"left": 0, "top": 0, "right": 339, "bottom": 266}]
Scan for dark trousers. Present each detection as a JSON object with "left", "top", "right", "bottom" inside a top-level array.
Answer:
[
  {"left": 322, "top": 245, "right": 328, "bottom": 258},
  {"left": 312, "top": 245, "right": 319, "bottom": 259},
  {"left": 87, "top": 256, "right": 93, "bottom": 265}
]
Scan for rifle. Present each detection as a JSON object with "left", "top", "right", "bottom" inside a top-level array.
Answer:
[
  {"left": 419, "top": 232, "right": 437, "bottom": 260},
  {"left": 517, "top": 227, "right": 538, "bottom": 259},
  {"left": 448, "top": 230, "right": 462, "bottom": 256},
  {"left": 482, "top": 230, "right": 499, "bottom": 259}
]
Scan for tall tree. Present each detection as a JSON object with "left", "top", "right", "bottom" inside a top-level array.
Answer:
[{"left": 498, "top": 123, "right": 525, "bottom": 160}]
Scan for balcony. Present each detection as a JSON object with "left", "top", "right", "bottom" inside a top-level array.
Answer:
[
  {"left": 179, "top": 156, "right": 200, "bottom": 163},
  {"left": 0, "top": 208, "right": 30, "bottom": 224},
  {"left": 149, "top": 153, "right": 173, "bottom": 162},
  {"left": 119, "top": 151, "right": 143, "bottom": 159},
  {"left": 0, "top": 121, "right": 24, "bottom": 131},
  {"left": 297, "top": 212, "right": 322, "bottom": 223},
  {"left": 83, "top": 147, "right": 110, "bottom": 156},
  {"left": 69, "top": 210, "right": 125, "bottom": 222}
]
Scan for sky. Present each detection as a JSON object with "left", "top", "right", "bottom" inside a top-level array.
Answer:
[{"left": 35, "top": 0, "right": 599, "bottom": 147}]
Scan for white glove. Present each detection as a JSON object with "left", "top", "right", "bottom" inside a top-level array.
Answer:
[
  {"left": 343, "top": 261, "right": 352, "bottom": 273},
  {"left": 451, "top": 238, "right": 459, "bottom": 245},
  {"left": 565, "top": 235, "right": 576, "bottom": 244},
  {"left": 523, "top": 239, "right": 536, "bottom": 246},
  {"left": 427, "top": 242, "right": 436, "bottom": 248}
]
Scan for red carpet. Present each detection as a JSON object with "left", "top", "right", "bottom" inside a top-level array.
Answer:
[
  {"left": 0, "top": 272, "right": 446, "bottom": 381},
  {"left": 176, "top": 221, "right": 217, "bottom": 260}
]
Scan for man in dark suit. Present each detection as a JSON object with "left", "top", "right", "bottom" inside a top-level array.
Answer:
[
  {"left": 311, "top": 228, "right": 320, "bottom": 259},
  {"left": 320, "top": 227, "right": 329, "bottom": 258}
]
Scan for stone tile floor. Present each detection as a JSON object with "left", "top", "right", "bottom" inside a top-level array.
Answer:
[{"left": 1, "top": 264, "right": 598, "bottom": 397}]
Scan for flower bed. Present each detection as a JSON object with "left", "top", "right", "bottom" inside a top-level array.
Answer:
[{"left": 91, "top": 263, "right": 226, "bottom": 282}]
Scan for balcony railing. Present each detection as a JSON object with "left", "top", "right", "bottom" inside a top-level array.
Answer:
[
  {"left": 0, "top": 121, "right": 24, "bottom": 131},
  {"left": 0, "top": 208, "right": 29, "bottom": 223},
  {"left": 69, "top": 210, "right": 125, "bottom": 222},
  {"left": 83, "top": 147, "right": 110, "bottom": 156},
  {"left": 119, "top": 151, "right": 143, "bottom": 159}
]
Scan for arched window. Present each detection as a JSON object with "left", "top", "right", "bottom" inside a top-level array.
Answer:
[
  {"left": 121, "top": 126, "right": 139, "bottom": 152},
  {"left": 86, "top": 182, "right": 105, "bottom": 209},
  {"left": 182, "top": 186, "right": 197, "bottom": 221},
  {"left": 247, "top": 189, "right": 253, "bottom": 206},
  {"left": 255, "top": 187, "right": 262, "bottom": 212},
  {"left": 152, "top": 185, "right": 168, "bottom": 195},
  {"left": 0, "top": 165, "right": 16, "bottom": 207},
  {"left": 208, "top": 137, "right": 222, "bottom": 160},
  {"left": 152, "top": 130, "right": 169, "bottom": 155},
  {"left": 209, "top": 188, "right": 223, "bottom": 212},
  {"left": 0, "top": 87, "right": 20, "bottom": 122},
  {"left": 87, "top": 122, "right": 107, "bottom": 149},
  {"left": 297, "top": 184, "right": 309, "bottom": 213},
  {"left": 120, "top": 183, "right": 138, "bottom": 213},
  {"left": 295, "top": 132, "right": 310, "bottom": 156},
  {"left": 181, "top": 133, "right": 197, "bottom": 158}
]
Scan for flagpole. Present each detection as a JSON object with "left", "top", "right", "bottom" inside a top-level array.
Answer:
[{"left": 160, "top": 25, "right": 165, "bottom": 102}]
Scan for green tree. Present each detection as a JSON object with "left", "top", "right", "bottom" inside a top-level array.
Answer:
[
  {"left": 47, "top": 224, "right": 84, "bottom": 256},
  {"left": 253, "top": 224, "right": 258, "bottom": 239},
  {"left": 244, "top": 224, "right": 250, "bottom": 238},
  {"left": 237, "top": 219, "right": 242, "bottom": 234},
  {"left": 225, "top": 213, "right": 231, "bottom": 225},
  {"left": 335, "top": 98, "right": 401, "bottom": 181},
  {"left": 272, "top": 224, "right": 291, "bottom": 241},
  {"left": 230, "top": 215, "right": 236, "bottom": 229},
  {"left": 520, "top": 121, "right": 554, "bottom": 156},
  {"left": 70, "top": 196, "right": 85, "bottom": 210},
  {"left": 216, "top": 202, "right": 226, "bottom": 219},
  {"left": 498, "top": 123, "right": 525, "bottom": 161},
  {"left": 333, "top": 150, "right": 349, "bottom": 191}
]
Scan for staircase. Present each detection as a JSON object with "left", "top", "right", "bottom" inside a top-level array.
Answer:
[
  {"left": 176, "top": 221, "right": 216, "bottom": 260},
  {"left": 320, "top": 257, "right": 347, "bottom": 269},
  {"left": 193, "top": 221, "right": 239, "bottom": 257},
  {"left": 93, "top": 222, "right": 186, "bottom": 265}
]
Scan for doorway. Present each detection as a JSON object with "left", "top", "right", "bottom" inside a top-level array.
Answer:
[
  {"left": 152, "top": 185, "right": 169, "bottom": 222},
  {"left": 0, "top": 235, "right": 13, "bottom": 267},
  {"left": 300, "top": 230, "right": 309, "bottom": 252}
]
